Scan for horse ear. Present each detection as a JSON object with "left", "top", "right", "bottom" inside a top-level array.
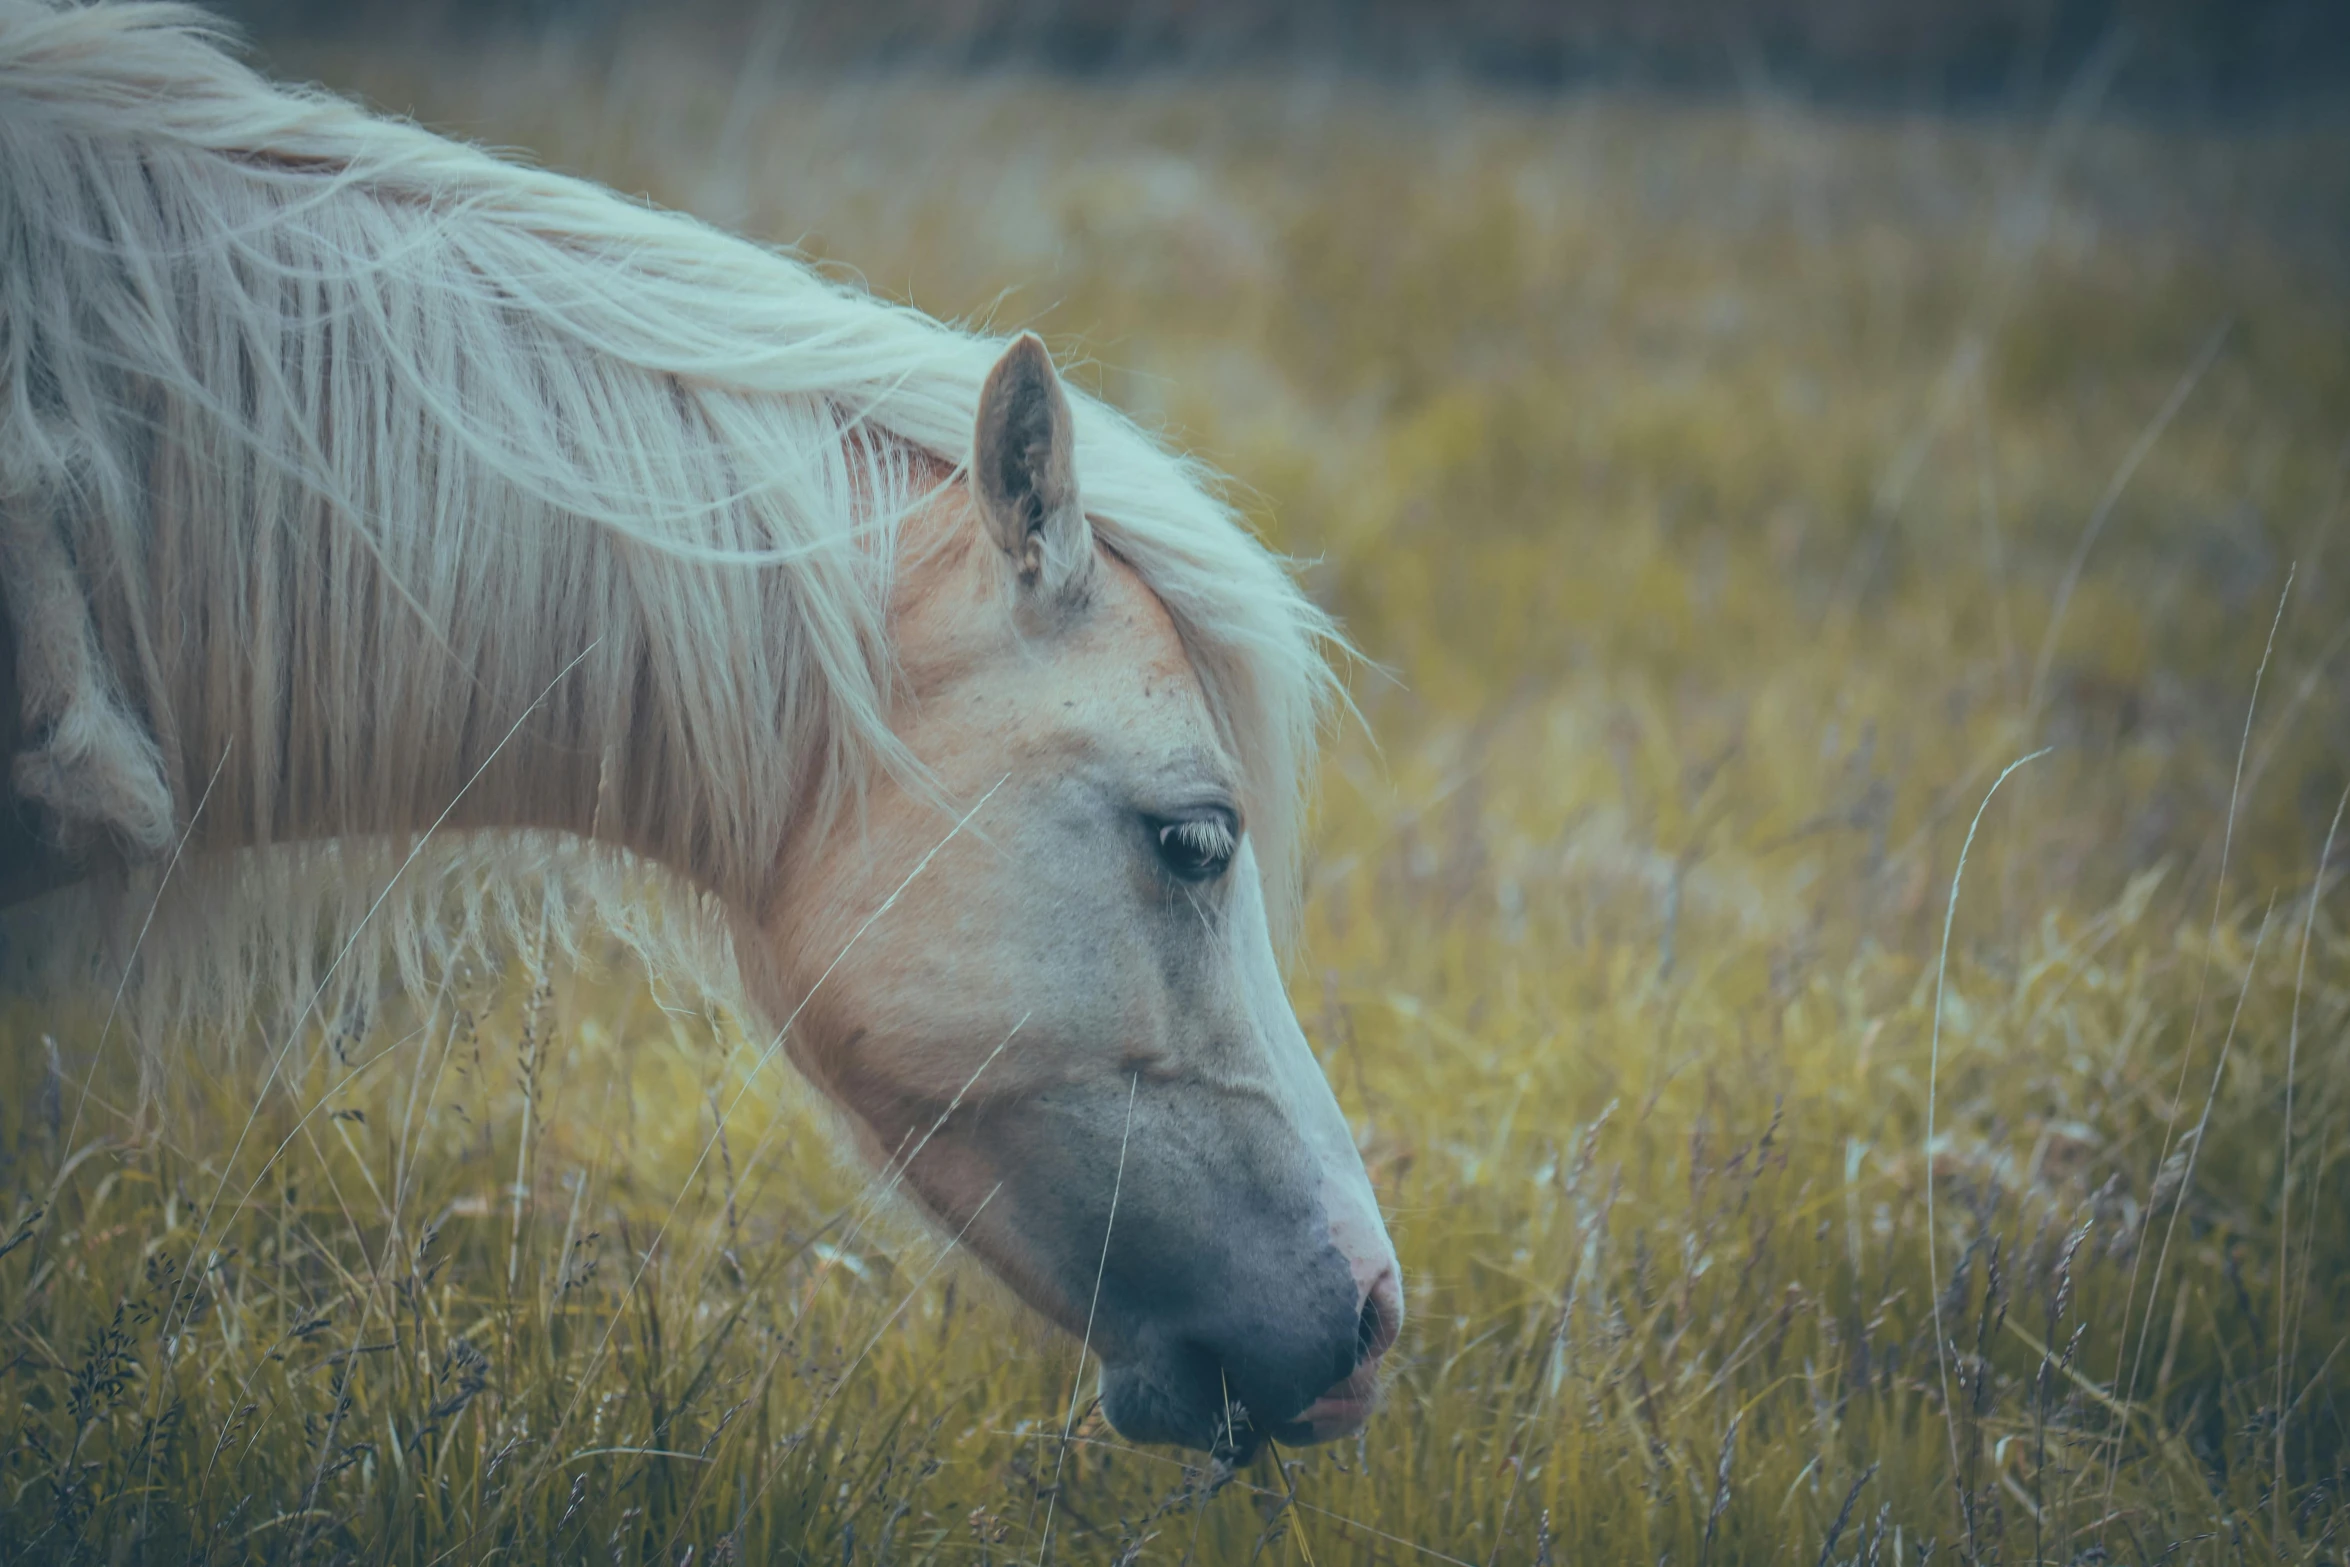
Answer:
[{"left": 972, "top": 333, "right": 1089, "bottom": 597}]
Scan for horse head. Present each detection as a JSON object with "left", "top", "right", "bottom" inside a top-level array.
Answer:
[{"left": 740, "top": 335, "right": 1402, "bottom": 1455}]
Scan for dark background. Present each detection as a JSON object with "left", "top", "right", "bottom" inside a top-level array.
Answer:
[{"left": 209, "top": 0, "right": 2350, "bottom": 112}]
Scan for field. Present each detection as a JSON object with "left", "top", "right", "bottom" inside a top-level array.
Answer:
[{"left": 5, "top": 35, "right": 2350, "bottom": 1565}]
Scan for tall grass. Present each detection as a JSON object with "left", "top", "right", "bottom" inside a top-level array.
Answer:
[{"left": 4, "top": 43, "right": 2348, "bottom": 1564}]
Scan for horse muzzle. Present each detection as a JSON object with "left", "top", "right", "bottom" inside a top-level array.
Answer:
[{"left": 1097, "top": 1253, "right": 1403, "bottom": 1455}]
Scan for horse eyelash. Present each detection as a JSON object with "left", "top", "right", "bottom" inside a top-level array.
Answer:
[{"left": 1161, "top": 816, "right": 1235, "bottom": 856}]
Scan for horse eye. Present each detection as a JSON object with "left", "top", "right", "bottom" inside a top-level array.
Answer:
[{"left": 1155, "top": 814, "right": 1237, "bottom": 883}]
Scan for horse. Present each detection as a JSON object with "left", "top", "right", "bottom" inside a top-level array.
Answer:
[{"left": 0, "top": 0, "right": 1401, "bottom": 1454}]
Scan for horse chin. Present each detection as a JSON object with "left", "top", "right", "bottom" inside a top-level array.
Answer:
[
  {"left": 1098, "top": 1352, "right": 1259, "bottom": 1458},
  {"left": 1097, "top": 1350, "right": 1381, "bottom": 1458}
]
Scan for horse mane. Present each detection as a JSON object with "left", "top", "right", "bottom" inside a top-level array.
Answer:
[{"left": 0, "top": 0, "right": 1339, "bottom": 1040}]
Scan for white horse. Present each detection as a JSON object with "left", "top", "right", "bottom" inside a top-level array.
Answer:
[{"left": 0, "top": 1, "right": 1400, "bottom": 1452}]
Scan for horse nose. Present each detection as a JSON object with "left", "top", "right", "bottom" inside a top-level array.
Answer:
[
  {"left": 1267, "top": 1260, "right": 1400, "bottom": 1445},
  {"left": 1192, "top": 1258, "right": 1404, "bottom": 1451},
  {"left": 1233, "top": 1225, "right": 1399, "bottom": 1447},
  {"left": 1356, "top": 1264, "right": 1403, "bottom": 1364},
  {"left": 1212, "top": 1281, "right": 1364, "bottom": 1432},
  {"left": 1098, "top": 1236, "right": 1372, "bottom": 1452},
  {"left": 1327, "top": 1181, "right": 1402, "bottom": 1364}
]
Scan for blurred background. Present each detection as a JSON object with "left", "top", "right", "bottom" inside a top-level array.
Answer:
[
  {"left": 4, "top": 2, "right": 2349, "bottom": 1562},
  {"left": 224, "top": 0, "right": 2350, "bottom": 105}
]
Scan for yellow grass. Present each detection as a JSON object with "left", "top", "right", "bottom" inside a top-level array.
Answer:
[{"left": 5, "top": 42, "right": 2349, "bottom": 1564}]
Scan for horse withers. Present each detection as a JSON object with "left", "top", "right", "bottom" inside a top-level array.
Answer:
[{"left": 0, "top": 0, "right": 1399, "bottom": 1454}]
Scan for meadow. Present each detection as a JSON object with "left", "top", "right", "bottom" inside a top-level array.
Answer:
[{"left": 4, "top": 36, "right": 2349, "bottom": 1564}]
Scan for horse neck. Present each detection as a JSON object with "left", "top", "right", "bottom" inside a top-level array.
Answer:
[
  {"left": 1, "top": 112, "right": 930, "bottom": 910},
  {"left": 81, "top": 476, "right": 887, "bottom": 915},
  {"left": 141, "top": 596, "right": 710, "bottom": 897}
]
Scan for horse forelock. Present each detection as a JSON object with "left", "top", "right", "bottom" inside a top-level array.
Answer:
[{"left": 0, "top": 0, "right": 1340, "bottom": 1041}]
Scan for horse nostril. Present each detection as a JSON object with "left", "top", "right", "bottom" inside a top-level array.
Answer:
[{"left": 1354, "top": 1269, "right": 1401, "bottom": 1366}]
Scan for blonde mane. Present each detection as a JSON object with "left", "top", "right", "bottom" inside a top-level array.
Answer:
[{"left": 0, "top": 0, "right": 1338, "bottom": 1036}]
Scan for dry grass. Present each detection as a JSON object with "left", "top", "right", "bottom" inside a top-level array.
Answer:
[{"left": 4, "top": 38, "right": 2349, "bottom": 1565}]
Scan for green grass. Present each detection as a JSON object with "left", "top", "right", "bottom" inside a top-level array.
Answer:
[{"left": 5, "top": 48, "right": 2350, "bottom": 1564}]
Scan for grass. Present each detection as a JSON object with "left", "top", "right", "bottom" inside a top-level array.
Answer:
[{"left": 5, "top": 39, "right": 2350, "bottom": 1565}]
